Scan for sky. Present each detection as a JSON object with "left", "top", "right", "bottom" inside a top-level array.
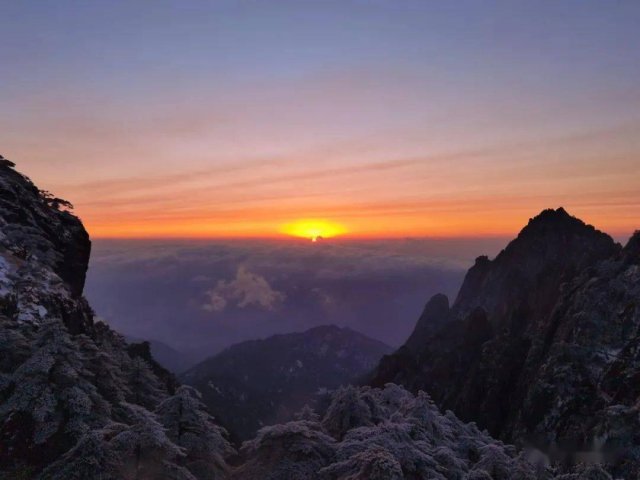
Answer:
[{"left": 1, "top": 1, "right": 639, "bottom": 239}]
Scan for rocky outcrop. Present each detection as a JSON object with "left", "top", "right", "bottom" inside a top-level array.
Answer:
[
  {"left": 371, "top": 208, "right": 640, "bottom": 476},
  {"left": 0, "top": 157, "right": 233, "bottom": 479},
  {"left": 0, "top": 156, "right": 90, "bottom": 298}
]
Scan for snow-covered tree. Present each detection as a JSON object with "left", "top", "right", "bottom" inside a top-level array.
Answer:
[
  {"left": 110, "top": 402, "right": 195, "bottom": 480},
  {"left": 320, "top": 446, "right": 404, "bottom": 480},
  {"left": 38, "top": 424, "right": 127, "bottom": 480},
  {"left": 294, "top": 404, "right": 320, "bottom": 422},
  {"left": 0, "top": 321, "right": 111, "bottom": 469},
  {"left": 321, "top": 385, "right": 381, "bottom": 440},
  {"left": 75, "top": 333, "right": 131, "bottom": 403},
  {"left": 233, "top": 420, "right": 336, "bottom": 480},
  {"left": 234, "top": 384, "right": 567, "bottom": 480},
  {"left": 156, "top": 385, "right": 234, "bottom": 480},
  {"left": 125, "top": 356, "right": 166, "bottom": 410}
]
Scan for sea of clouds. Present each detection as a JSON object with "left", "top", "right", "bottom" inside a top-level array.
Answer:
[{"left": 85, "top": 237, "right": 508, "bottom": 363}]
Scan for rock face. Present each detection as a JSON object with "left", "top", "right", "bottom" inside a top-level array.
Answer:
[
  {"left": 372, "top": 208, "right": 640, "bottom": 476},
  {"left": 0, "top": 158, "right": 90, "bottom": 299},
  {"left": 181, "top": 325, "right": 392, "bottom": 441},
  {"left": 0, "top": 158, "right": 233, "bottom": 479}
]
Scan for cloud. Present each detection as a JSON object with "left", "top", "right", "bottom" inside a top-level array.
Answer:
[
  {"left": 202, "top": 265, "right": 285, "bottom": 313},
  {"left": 85, "top": 238, "right": 485, "bottom": 354}
]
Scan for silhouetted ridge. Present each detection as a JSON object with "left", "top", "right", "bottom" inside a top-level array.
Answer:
[
  {"left": 370, "top": 207, "right": 640, "bottom": 477},
  {"left": 405, "top": 293, "right": 449, "bottom": 353},
  {"left": 623, "top": 230, "right": 640, "bottom": 257},
  {"left": 452, "top": 206, "right": 617, "bottom": 316},
  {"left": 182, "top": 325, "right": 392, "bottom": 441}
]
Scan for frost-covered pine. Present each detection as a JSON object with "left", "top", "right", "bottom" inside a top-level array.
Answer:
[
  {"left": 234, "top": 384, "right": 578, "bottom": 480},
  {"left": 109, "top": 402, "right": 196, "bottom": 480},
  {"left": 75, "top": 332, "right": 132, "bottom": 403},
  {"left": 156, "top": 385, "right": 235, "bottom": 480},
  {"left": 233, "top": 420, "right": 336, "bottom": 480},
  {"left": 39, "top": 411, "right": 198, "bottom": 480},
  {"left": 294, "top": 404, "right": 320, "bottom": 422},
  {"left": 125, "top": 356, "right": 167, "bottom": 410},
  {"left": 320, "top": 445, "right": 405, "bottom": 480},
  {"left": 0, "top": 321, "right": 111, "bottom": 469},
  {"left": 38, "top": 424, "right": 127, "bottom": 480},
  {"left": 321, "top": 385, "right": 381, "bottom": 440}
]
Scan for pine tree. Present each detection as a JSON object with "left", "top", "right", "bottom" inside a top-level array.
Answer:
[
  {"left": 233, "top": 420, "right": 336, "bottom": 480},
  {"left": 125, "top": 356, "right": 166, "bottom": 410},
  {"left": 156, "top": 385, "right": 234, "bottom": 480},
  {"left": 110, "top": 403, "right": 196, "bottom": 480}
]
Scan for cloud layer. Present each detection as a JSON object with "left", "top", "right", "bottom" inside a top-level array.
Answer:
[{"left": 85, "top": 237, "right": 508, "bottom": 358}]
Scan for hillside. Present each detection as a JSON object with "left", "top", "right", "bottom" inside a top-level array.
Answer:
[{"left": 181, "top": 325, "right": 392, "bottom": 440}]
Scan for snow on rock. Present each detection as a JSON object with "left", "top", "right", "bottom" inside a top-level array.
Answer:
[{"left": 0, "top": 158, "right": 235, "bottom": 479}]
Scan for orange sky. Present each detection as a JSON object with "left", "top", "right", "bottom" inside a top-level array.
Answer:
[
  {"left": 6, "top": 118, "right": 640, "bottom": 240},
  {"left": 22, "top": 126, "right": 638, "bottom": 240},
  {"left": 2, "top": 2, "right": 639, "bottom": 240}
]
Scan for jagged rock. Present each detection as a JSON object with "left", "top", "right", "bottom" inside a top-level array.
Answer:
[
  {"left": 0, "top": 158, "right": 234, "bottom": 479},
  {"left": 0, "top": 160, "right": 90, "bottom": 299},
  {"left": 371, "top": 208, "right": 640, "bottom": 477}
]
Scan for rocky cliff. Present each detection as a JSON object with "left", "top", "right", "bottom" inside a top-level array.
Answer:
[
  {"left": 0, "top": 157, "right": 233, "bottom": 479},
  {"left": 372, "top": 208, "right": 640, "bottom": 477}
]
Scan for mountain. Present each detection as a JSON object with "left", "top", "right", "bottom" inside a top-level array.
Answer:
[
  {"left": 0, "top": 157, "right": 234, "bottom": 479},
  {"left": 371, "top": 208, "right": 640, "bottom": 477},
  {"left": 181, "top": 325, "right": 392, "bottom": 440},
  {"left": 125, "top": 336, "right": 199, "bottom": 374}
]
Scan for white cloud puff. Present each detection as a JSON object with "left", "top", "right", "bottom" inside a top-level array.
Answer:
[{"left": 202, "top": 266, "right": 285, "bottom": 313}]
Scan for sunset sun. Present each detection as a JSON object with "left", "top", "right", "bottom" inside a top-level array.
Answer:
[{"left": 281, "top": 219, "right": 347, "bottom": 241}]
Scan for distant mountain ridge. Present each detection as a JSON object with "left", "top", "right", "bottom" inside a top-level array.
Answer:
[
  {"left": 181, "top": 324, "right": 392, "bottom": 440},
  {"left": 372, "top": 208, "right": 640, "bottom": 477}
]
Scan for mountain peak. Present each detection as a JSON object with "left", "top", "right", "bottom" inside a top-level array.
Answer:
[
  {"left": 519, "top": 207, "right": 595, "bottom": 238},
  {"left": 623, "top": 230, "right": 640, "bottom": 258},
  {"left": 0, "top": 156, "right": 90, "bottom": 299},
  {"left": 452, "top": 208, "right": 618, "bottom": 314}
]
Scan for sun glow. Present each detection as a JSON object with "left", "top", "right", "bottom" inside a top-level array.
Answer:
[{"left": 281, "top": 219, "right": 347, "bottom": 241}]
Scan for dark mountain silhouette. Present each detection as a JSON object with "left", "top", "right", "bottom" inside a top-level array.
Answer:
[
  {"left": 372, "top": 208, "right": 640, "bottom": 477},
  {"left": 181, "top": 325, "right": 392, "bottom": 441}
]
